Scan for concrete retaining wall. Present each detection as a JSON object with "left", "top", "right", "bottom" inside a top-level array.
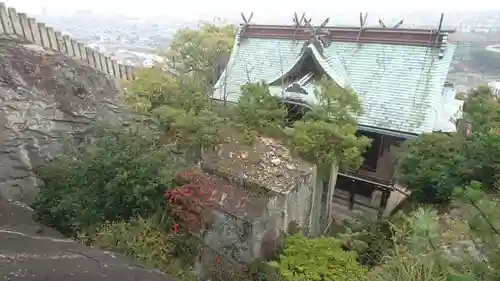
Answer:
[{"left": 0, "top": 2, "right": 136, "bottom": 80}]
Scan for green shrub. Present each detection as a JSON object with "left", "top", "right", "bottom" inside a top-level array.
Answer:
[
  {"left": 269, "top": 233, "right": 368, "bottom": 281},
  {"left": 236, "top": 81, "right": 287, "bottom": 137},
  {"left": 395, "top": 132, "right": 468, "bottom": 204},
  {"left": 32, "top": 122, "right": 185, "bottom": 235},
  {"left": 84, "top": 215, "right": 198, "bottom": 281}
]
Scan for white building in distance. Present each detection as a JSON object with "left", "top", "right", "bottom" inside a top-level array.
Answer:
[{"left": 488, "top": 81, "right": 500, "bottom": 96}]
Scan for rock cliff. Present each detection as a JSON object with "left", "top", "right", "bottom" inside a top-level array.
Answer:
[
  {"left": 0, "top": 35, "right": 126, "bottom": 203},
  {"left": 0, "top": 36, "right": 180, "bottom": 281}
]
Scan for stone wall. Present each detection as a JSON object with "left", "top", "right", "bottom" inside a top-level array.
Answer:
[
  {"left": 200, "top": 171, "right": 321, "bottom": 264},
  {"left": 0, "top": 2, "right": 136, "bottom": 80},
  {"left": 251, "top": 171, "right": 323, "bottom": 260}
]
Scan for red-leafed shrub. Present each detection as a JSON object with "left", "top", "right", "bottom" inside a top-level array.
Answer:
[{"left": 164, "top": 170, "right": 216, "bottom": 233}]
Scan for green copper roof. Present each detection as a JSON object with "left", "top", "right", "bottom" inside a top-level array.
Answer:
[{"left": 214, "top": 36, "right": 455, "bottom": 135}]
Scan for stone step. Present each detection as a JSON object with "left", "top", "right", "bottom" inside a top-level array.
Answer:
[
  {"left": 332, "top": 196, "right": 375, "bottom": 212},
  {"left": 333, "top": 188, "right": 350, "bottom": 199},
  {"left": 333, "top": 189, "right": 373, "bottom": 205},
  {"left": 330, "top": 198, "right": 378, "bottom": 224}
]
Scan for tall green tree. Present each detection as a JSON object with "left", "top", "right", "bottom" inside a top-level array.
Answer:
[
  {"left": 462, "top": 85, "right": 500, "bottom": 134},
  {"left": 236, "top": 81, "right": 287, "bottom": 138},
  {"left": 124, "top": 68, "right": 208, "bottom": 116},
  {"left": 289, "top": 78, "right": 370, "bottom": 178},
  {"left": 396, "top": 85, "right": 500, "bottom": 204},
  {"left": 164, "top": 21, "right": 237, "bottom": 85},
  {"left": 125, "top": 67, "right": 223, "bottom": 162},
  {"left": 395, "top": 133, "right": 468, "bottom": 204}
]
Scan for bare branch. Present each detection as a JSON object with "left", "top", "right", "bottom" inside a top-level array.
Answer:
[{"left": 243, "top": 61, "right": 254, "bottom": 83}]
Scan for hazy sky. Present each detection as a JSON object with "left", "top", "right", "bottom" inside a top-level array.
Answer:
[{"left": 4, "top": 0, "right": 500, "bottom": 18}]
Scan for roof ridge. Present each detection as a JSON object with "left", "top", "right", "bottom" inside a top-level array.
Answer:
[
  {"left": 240, "top": 24, "right": 455, "bottom": 34},
  {"left": 240, "top": 24, "right": 452, "bottom": 47}
]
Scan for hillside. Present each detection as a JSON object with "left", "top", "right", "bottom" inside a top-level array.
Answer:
[{"left": 0, "top": 36, "right": 181, "bottom": 281}]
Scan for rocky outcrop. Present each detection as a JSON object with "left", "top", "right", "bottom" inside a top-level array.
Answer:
[
  {"left": 0, "top": 199, "right": 178, "bottom": 281},
  {"left": 0, "top": 36, "right": 180, "bottom": 280},
  {"left": 0, "top": 35, "right": 126, "bottom": 203}
]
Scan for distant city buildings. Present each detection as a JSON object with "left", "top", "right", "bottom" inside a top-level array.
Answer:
[
  {"left": 10, "top": 5, "right": 500, "bottom": 89},
  {"left": 488, "top": 81, "right": 500, "bottom": 95},
  {"left": 457, "top": 12, "right": 500, "bottom": 32}
]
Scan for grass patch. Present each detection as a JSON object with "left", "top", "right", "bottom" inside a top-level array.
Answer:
[{"left": 81, "top": 213, "right": 200, "bottom": 281}]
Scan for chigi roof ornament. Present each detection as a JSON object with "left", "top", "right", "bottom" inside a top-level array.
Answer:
[
  {"left": 239, "top": 12, "right": 254, "bottom": 39},
  {"left": 378, "top": 18, "right": 404, "bottom": 28},
  {"left": 302, "top": 17, "right": 331, "bottom": 54},
  {"left": 292, "top": 12, "right": 306, "bottom": 40},
  {"left": 232, "top": 12, "right": 453, "bottom": 48},
  {"left": 356, "top": 12, "right": 368, "bottom": 43}
]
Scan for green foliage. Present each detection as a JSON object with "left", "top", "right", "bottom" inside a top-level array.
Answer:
[
  {"left": 368, "top": 189, "right": 500, "bottom": 281},
  {"left": 395, "top": 133, "right": 468, "bottom": 204},
  {"left": 153, "top": 105, "right": 223, "bottom": 155},
  {"left": 396, "top": 85, "right": 500, "bottom": 204},
  {"left": 307, "top": 77, "right": 364, "bottom": 124},
  {"left": 270, "top": 233, "right": 368, "bottom": 281},
  {"left": 369, "top": 249, "right": 449, "bottom": 281},
  {"left": 289, "top": 78, "right": 370, "bottom": 177},
  {"left": 125, "top": 67, "right": 223, "bottom": 161},
  {"left": 463, "top": 85, "right": 500, "bottom": 134},
  {"left": 453, "top": 182, "right": 500, "bottom": 280},
  {"left": 84, "top": 215, "right": 198, "bottom": 281},
  {"left": 32, "top": 122, "right": 184, "bottom": 235},
  {"left": 125, "top": 68, "right": 208, "bottom": 116},
  {"left": 461, "top": 87, "right": 500, "bottom": 186},
  {"left": 455, "top": 91, "right": 467, "bottom": 101},
  {"left": 338, "top": 218, "right": 392, "bottom": 267},
  {"left": 124, "top": 68, "right": 181, "bottom": 115},
  {"left": 465, "top": 131, "right": 500, "bottom": 187},
  {"left": 368, "top": 207, "right": 452, "bottom": 281},
  {"left": 204, "top": 259, "right": 286, "bottom": 281},
  {"left": 165, "top": 21, "right": 237, "bottom": 84},
  {"left": 236, "top": 81, "right": 287, "bottom": 138},
  {"left": 376, "top": 84, "right": 500, "bottom": 280}
]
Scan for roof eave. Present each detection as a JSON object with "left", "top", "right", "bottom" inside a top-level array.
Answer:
[
  {"left": 213, "top": 27, "right": 242, "bottom": 90},
  {"left": 357, "top": 124, "right": 419, "bottom": 139}
]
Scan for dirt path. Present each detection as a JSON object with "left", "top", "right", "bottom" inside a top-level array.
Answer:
[{"left": 0, "top": 199, "right": 179, "bottom": 281}]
